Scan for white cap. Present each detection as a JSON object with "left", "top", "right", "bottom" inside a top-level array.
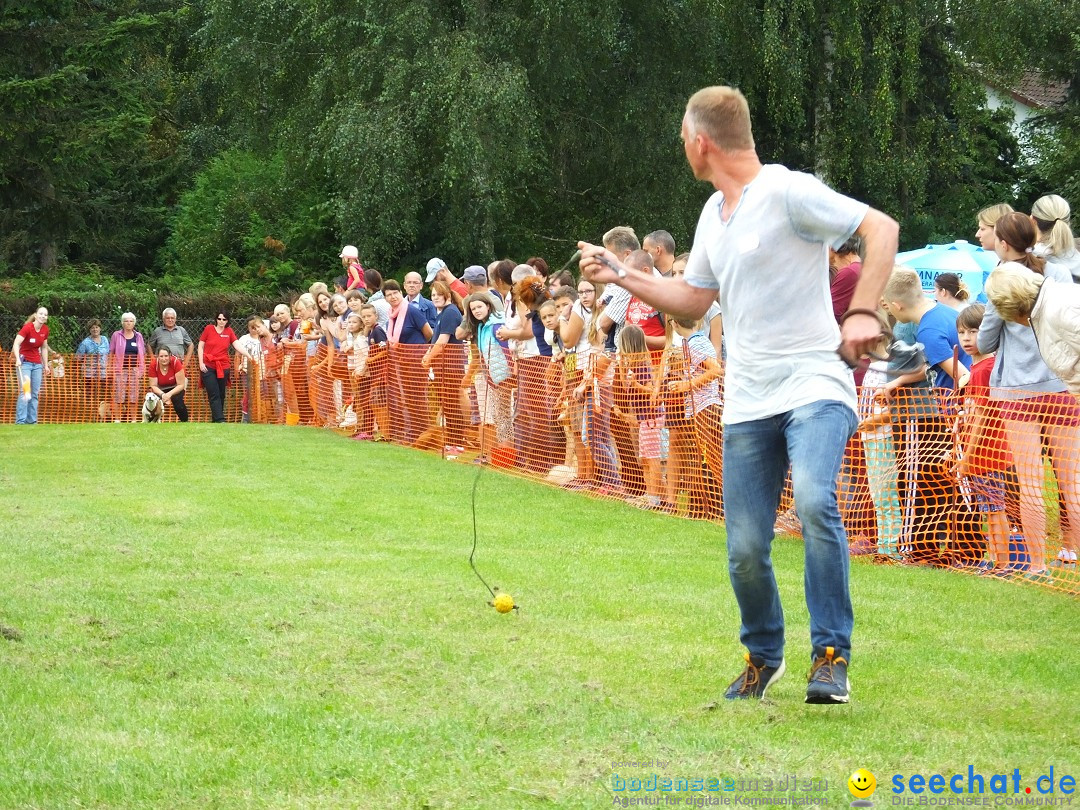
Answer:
[
  {"left": 425, "top": 257, "right": 447, "bottom": 282},
  {"left": 339, "top": 245, "right": 359, "bottom": 259}
]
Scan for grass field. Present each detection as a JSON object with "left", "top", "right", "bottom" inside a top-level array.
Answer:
[{"left": 0, "top": 425, "right": 1077, "bottom": 809}]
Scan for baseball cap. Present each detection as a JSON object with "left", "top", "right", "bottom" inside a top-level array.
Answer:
[
  {"left": 425, "top": 257, "right": 448, "bottom": 283},
  {"left": 462, "top": 265, "right": 488, "bottom": 284},
  {"left": 339, "top": 245, "right": 359, "bottom": 259}
]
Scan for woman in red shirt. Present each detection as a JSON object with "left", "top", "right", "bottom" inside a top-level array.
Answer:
[
  {"left": 12, "top": 306, "right": 53, "bottom": 424},
  {"left": 147, "top": 347, "right": 189, "bottom": 422},
  {"left": 198, "top": 312, "right": 256, "bottom": 423}
]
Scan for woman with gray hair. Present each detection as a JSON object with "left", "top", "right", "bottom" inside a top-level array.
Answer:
[
  {"left": 983, "top": 262, "right": 1080, "bottom": 395},
  {"left": 108, "top": 312, "right": 146, "bottom": 422}
]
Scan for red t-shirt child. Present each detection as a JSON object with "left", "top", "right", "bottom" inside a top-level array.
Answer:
[
  {"left": 200, "top": 325, "right": 238, "bottom": 378},
  {"left": 626, "top": 296, "right": 666, "bottom": 363},
  {"left": 17, "top": 322, "right": 49, "bottom": 363},
  {"left": 966, "top": 356, "right": 1011, "bottom": 473},
  {"left": 149, "top": 355, "right": 185, "bottom": 388}
]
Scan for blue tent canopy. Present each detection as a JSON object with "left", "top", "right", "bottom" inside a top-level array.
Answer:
[{"left": 895, "top": 240, "right": 998, "bottom": 301}]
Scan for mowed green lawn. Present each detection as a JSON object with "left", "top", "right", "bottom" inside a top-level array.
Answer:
[{"left": 0, "top": 425, "right": 1076, "bottom": 809}]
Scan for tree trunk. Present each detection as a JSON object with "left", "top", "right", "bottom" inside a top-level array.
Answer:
[{"left": 40, "top": 241, "right": 58, "bottom": 271}]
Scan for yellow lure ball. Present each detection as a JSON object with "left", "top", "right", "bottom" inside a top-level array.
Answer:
[
  {"left": 848, "top": 769, "right": 876, "bottom": 799},
  {"left": 493, "top": 593, "right": 515, "bottom": 613}
]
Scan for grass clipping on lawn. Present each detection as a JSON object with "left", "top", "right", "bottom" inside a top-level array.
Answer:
[{"left": 0, "top": 425, "right": 1076, "bottom": 809}]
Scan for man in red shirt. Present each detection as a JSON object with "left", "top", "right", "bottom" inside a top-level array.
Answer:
[{"left": 426, "top": 257, "right": 469, "bottom": 301}]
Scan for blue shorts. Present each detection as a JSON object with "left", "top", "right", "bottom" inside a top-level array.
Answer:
[{"left": 967, "top": 471, "right": 1005, "bottom": 514}]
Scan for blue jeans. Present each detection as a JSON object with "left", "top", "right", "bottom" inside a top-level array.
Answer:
[
  {"left": 15, "top": 362, "right": 43, "bottom": 424},
  {"left": 722, "top": 400, "right": 857, "bottom": 666}
]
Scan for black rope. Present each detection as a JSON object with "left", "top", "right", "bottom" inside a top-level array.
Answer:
[{"left": 467, "top": 454, "right": 496, "bottom": 599}]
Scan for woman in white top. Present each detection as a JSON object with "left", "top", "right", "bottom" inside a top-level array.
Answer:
[{"left": 497, "top": 271, "right": 556, "bottom": 471}]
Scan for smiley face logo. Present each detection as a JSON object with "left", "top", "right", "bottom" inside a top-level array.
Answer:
[{"left": 848, "top": 769, "right": 877, "bottom": 800}]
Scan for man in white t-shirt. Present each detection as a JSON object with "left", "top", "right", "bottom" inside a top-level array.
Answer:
[{"left": 578, "top": 85, "right": 897, "bottom": 706}]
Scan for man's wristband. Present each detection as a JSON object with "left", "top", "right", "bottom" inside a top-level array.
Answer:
[{"left": 838, "top": 308, "right": 880, "bottom": 325}]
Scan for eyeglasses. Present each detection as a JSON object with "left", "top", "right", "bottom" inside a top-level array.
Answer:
[
  {"left": 577, "top": 288, "right": 595, "bottom": 294},
  {"left": 216, "top": 316, "right": 228, "bottom": 322}
]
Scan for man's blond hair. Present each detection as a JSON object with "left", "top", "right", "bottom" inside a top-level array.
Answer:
[
  {"left": 685, "top": 86, "right": 755, "bottom": 151},
  {"left": 602, "top": 226, "right": 640, "bottom": 256},
  {"left": 883, "top": 267, "right": 923, "bottom": 308},
  {"left": 983, "top": 262, "right": 1044, "bottom": 323}
]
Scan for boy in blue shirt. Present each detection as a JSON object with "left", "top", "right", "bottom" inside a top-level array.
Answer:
[{"left": 883, "top": 267, "right": 970, "bottom": 390}]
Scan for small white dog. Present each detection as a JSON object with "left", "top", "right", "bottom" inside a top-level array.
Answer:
[{"left": 142, "top": 391, "right": 163, "bottom": 423}]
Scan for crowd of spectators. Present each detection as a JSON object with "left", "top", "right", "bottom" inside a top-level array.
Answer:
[{"left": 8, "top": 195, "right": 1079, "bottom": 582}]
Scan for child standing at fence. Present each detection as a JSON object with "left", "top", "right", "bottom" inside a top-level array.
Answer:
[
  {"left": 617, "top": 325, "right": 663, "bottom": 509},
  {"left": 339, "top": 311, "right": 369, "bottom": 430},
  {"left": 659, "top": 320, "right": 693, "bottom": 515},
  {"left": 955, "top": 304, "right": 1013, "bottom": 574},
  {"left": 354, "top": 303, "right": 388, "bottom": 440},
  {"left": 237, "top": 315, "right": 274, "bottom": 423},
  {"left": 462, "top": 293, "right": 514, "bottom": 465},
  {"left": 559, "top": 281, "right": 600, "bottom": 488},
  {"left": 884, "top": 267, "right": 984, "bottom": 565},
  {"left": 876, "top": 333, "right": 967, "bottom": 563},
  {"left": 855, "top": 326, "right": 903, "bottom": 559},
  {"left": 884, "top": 268, "right": 970, "bottom": 391},
  {"left": 573, "top": 310, "right": 620, "bottom": 495},
  {"left": 672, "top": 316, "right": 723, "bottom": 520},
  {"left": 539, "top": 300, "right": 573, "bottom": 469}
]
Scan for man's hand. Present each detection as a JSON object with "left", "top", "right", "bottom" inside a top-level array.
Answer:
[
  {"left": 838, "top": 312, "right": 882, "bottom": 368},
  {"left": 577, "top": 241, "right": 624, "bottom": 284}
]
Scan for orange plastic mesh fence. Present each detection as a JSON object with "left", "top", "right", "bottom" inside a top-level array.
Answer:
[{"left": 5, "top": 345, "right": 1077, "bottom": 596}]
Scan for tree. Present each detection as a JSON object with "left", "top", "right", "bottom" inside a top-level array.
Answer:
[{"left": 0, "top": 1, "right": 180, "bottom": 272}]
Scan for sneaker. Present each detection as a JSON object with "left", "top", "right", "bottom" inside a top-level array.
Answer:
[
  {"left": 724, "top": 653, "right": 786, "bottom": 700},
  {"left": 1055, "top": 549, "right": 1077, "bottom": 566},
  {"left": 805, "top": 647, "right": 850, "bottom": 704}
]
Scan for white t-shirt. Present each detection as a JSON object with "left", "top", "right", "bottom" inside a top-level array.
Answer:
[
  {"left": 505, "top": 300, "right": 539, "bottom": 359},
  {"left": 858, "top": 360, "right": 891, "bottom": 441},
  {"left": 683, "top": 164, "right": 867, "bottom": 424},
  {"left": 237, "top": 334, "right": 263, "bottom": 375},
  {"left": 684, "top": 333, "right": 722, "bottom": 418},
  {"left": 569, "top": 300, "right": 594, "bottom": 362}
]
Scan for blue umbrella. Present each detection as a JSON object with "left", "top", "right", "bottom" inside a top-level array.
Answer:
[{"left": 895, "top": 240, "right": 999, "bottom": 301}]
